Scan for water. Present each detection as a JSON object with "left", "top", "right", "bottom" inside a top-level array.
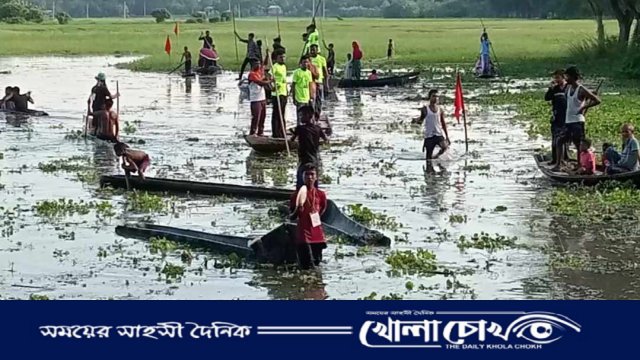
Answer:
[{"left": 1, "top": 56, "right": 638, "bottom": 300}]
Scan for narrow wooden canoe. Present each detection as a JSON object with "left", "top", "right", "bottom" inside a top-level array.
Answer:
[
  {"left": 195, "top": 66, "right": 221, "bottom": 75},
  {"left": 244, "top": 115, "right": 332, "bottom": 154},
  {"left": 116, "top": 222, "right": 298, "bottom": 265},
  {"left": 332, "top": 71, "right": 420, "bottom": 88},
  {"left": 0, "top": 109, "right": 49, "bottom": 117},
  {"left": 534, "top": 154, "right": 640, "bottom": 186},
  {"left": 100, "top": 175, "right": 293, "bottom": 200}
]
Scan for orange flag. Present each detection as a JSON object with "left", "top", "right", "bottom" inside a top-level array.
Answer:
[
  {"left": 174, "top": 22, "right": 179, "bottom": 37},
  {"left": 453, "top": 72, "right": 465, "bottom": 124},
  {"left": 165, "top": 35, "right": 172, "bottom": 55}
]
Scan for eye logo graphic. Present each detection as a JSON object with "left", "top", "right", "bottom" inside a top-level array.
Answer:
[
  {"left": 505, "top": 313, "right": 581, "bottom": 345},
  {"left": 359, "top": 311, "right": 581, "bottom": 349}
]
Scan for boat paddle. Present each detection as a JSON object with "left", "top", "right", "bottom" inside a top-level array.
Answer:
[
  {"left": 116, "top": 80, "right": 130, "bottom": 191},
  {"left": 168, "top": 62, "right": 185, "bottom": 75}
]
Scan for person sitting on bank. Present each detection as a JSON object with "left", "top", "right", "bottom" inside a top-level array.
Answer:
[
  {"left": 289, "top": 162, "right": 328, "bottom": 270},
  {"left": 368, "top": 69, "right": 379, "bottom": 80},
  {"left": 114, "top": 142, "right": 151, "bottom": 180},
  {"left": 604, "top": 124, "right": 640, "bottom": 174}
]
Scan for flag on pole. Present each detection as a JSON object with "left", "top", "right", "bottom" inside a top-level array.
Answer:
[
  {"left": 453, "top": 72, "right": 465, "bottom": 124},
  {"left": 165, "top": 35, "right": 172, "bottom": 55},
  {"left": 174, "top": 22, "right": 179, "bottom": 37}
]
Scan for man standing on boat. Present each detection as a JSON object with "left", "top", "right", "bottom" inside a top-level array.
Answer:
[
  {"left": 480, "top": 31, "right": 491, "bottom": 76},
  {"left": 88, "top": 73, "right": 119, "bottom": 136},
  {"left": 289, "top": 162, "right": 328, "bottom": 270},
  {"left": 545, "top": 69, "right": 568, "bottom": 166},
  {"left": 271, "top": 51, "right": 288, "bottom": 138},
  {"left": 199, "top": 30, "right": 213, "bottom": 49},
  {"left": 307, "top": 21, "right": 320, "bottom": 52},
  {"left": 309, "top": 44, "right": 328, "bottom": 116},
  {"left": 291, "top": 56, "right": 315, "bottom": 124},
  {"left": 555, "top": 66, "right": 601, "bottom": 169},
  {"left": 248, "top": 61, "right": 269, "bottom": 136},
  {"left": 235, "top": 32, "right": 260, "bottom": 80}
]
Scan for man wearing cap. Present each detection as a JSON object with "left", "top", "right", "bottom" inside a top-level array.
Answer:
[{"left": 88, "top": 73, "right": 119, "bottom": 136}]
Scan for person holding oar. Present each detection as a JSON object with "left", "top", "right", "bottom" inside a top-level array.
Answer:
[
  {"left": 271, "top": 50, "right": 288, "bottom": 138},
  {"left": 87, "top": 73, "right": 119, "bottom": 136},
  {"left": 309, "top": 44, "right": 328, "bottom": 117},
  {"left": 235, "top": 32, "right": 260, "bottom": 80},
  {"left": 180, "top": 46, "right": 193, "bottom": 75}
]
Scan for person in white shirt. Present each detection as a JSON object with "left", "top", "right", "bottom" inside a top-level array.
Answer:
[
  {"left": 248, "top": 61, "right": 270, "bottom": 136},
  {"left": 420, "top": 89, "right": 450, "bottom": 162}
]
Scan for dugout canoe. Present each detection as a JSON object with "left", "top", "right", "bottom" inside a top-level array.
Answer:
[
  {"left": 195, "top": 66, "right": 221, "bottom": 75},
  {"left": 0, "top": 108, "right": 49, "bottom": 117},
  {"left": 115, "top": 223, "right": 298, "bottom": 265},
  {"left": 243, "top": 115, "right": 332, "bottom": 154},
  {"left": 332, "top": 71, "right": 420, "bottom": 88},
  {"left": 534, "top": 154, "right": 640, "bottom": 186},
  {"left": 100, "top": 175, "right": 293, "bottom": 200}
]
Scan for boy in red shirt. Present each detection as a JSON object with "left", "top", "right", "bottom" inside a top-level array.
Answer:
[
  {"left": 570, "top": 138, "right": 595, "bottom": 175},
  {"left": 289, "top": 163, "right": 328, "bottom": 270}
]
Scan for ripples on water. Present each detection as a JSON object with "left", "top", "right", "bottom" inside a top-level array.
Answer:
[{"left": 0, "top": 57, "right": 637, "bottom": 299}]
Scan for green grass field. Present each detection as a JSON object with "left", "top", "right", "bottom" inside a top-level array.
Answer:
[{"left": 0, "top": 17, "right": 616, "bottom": 75}]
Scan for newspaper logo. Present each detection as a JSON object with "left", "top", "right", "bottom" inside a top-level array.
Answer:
[{"left": 359, "top": 312, "right": 581, "bottom": 349}]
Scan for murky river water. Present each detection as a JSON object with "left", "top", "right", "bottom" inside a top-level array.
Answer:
[{"left": 1, "top": 56, "right": 638, "bottom": 300}]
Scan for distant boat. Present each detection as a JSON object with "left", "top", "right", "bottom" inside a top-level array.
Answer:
[{"left": 331, "top": 71, "right": 420, "bottom": 88}]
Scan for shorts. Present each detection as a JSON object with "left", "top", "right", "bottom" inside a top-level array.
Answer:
[
  {"left": 130, "top": 155, "right": 151, "bottom": 174},
  {"left": 563, "top": 122, "right": 585, "bottom": 145},
  {"left": 424, "top": 135, "right": 446, "bottom": 158}
]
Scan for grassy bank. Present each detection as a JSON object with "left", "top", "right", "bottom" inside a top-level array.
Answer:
[{"left": 0, "top": 17, "right": 619, "bottom": 76}]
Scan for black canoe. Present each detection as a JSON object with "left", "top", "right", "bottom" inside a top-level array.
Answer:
[
  {"left": 195, "top": 66, "right": 221, "bottom": 75},
  {"left": 116, "top": 223, "right": 298, "bottom": 265},
  {"left": 243, "top": 115, "right": 332, "bottom": 154},
  {"left": 0, "top": 109, "right": 49, "bottom": 117},
  {"left": 534, "top": 154, "right": 640, "bottom": 186},
  {"left": 333, "top": 71, "right": 420, "bottom": 88},
  {"left": 100, "top": 175, "right": 292, "bottom": 200}
]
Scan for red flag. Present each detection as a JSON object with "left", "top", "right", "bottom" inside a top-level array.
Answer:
[
  {"left": 174, "top": 22, "right": 179, "bottom": 37},
  {"left": 164, "top": 35, "right": 171, "bottom": 55},
  {"left": 453, "top": 72, "right": 465, "bottom": 124}
]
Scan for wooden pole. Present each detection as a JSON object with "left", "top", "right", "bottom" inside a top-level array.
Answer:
[
  {"left": 276, "top": 13, "right": 281, "bottom": 38},
  {"left": 231, "top": 1, "right": 239, "bottom": 62},
  {"left": 267, "top": 43, "right": 290, "bottom": 157},
  {"left": 463, "top": 110, "right": 469, "bottom": 153}
]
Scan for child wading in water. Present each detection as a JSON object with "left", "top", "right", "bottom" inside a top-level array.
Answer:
[{"left": 114, "top": 142, "right": 150, "bottom": 180}]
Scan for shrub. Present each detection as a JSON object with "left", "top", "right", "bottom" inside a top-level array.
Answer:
[
  {"left": 55, "top": 11, "right": 70, "bottom": 25},
  {"left": 26, "top": 8, "right": 43, "bottom": 23},
  {"left": 151, "top": 8, "right": 171, "bottom": 23},
  {"left": 4, "top": 16, "right": 24, "bottom": 24},
  {"left": 0, "top": 1, "right": 28, "bottom": 21},
  {"left": 209, "top": 17, "right": 220, "bottom": 23},
  {"left": 185, "top": 18, "right": 197, "bottom": 24}
]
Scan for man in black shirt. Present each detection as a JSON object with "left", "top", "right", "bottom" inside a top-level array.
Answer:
[
  {"left": 544, "top": 69, "right": 568, "bottom": 166},
  {"left": 272, "top": 37, "right": 285, "bottom": 62},
  {"left": 199, "top": 30, "right": 213, "bottom": 49},
  {"left": 291, "top": 105, "right": 328, "bottom": 189},
  {"left": 88, "top": 73, "right": 119, "bottom": 136},
  {"left": 11, "top": 87, "right": 33, "bottom": 112}
]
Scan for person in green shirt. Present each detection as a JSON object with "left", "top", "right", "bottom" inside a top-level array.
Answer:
[
  {"left": 309, "top": 44, "right": 328, "bottom": 116},
  {"left": 291, "top": 56, "right": 315, "bottom": 124},
  {"left": 307, "top": 22, "right": 320, "bottom": 52},
  {"left": 271, "top": 50, "right": 288, "bottom": 138},
  {"left": 301, "top": 33, "right": 311, "bottom": 57}
]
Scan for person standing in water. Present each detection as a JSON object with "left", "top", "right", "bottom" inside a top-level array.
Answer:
[
  {"left": 420, "top": 89, "right": 450, "bottom": 162},
  {"left": 289, "top": 162, "right": 328, "bottom": 270},
  {"left": 545, "top": 69, "right": 568, "bottom": 166},
  {"left": 555, "top": 66, "right": 601, "bottom": 169}
]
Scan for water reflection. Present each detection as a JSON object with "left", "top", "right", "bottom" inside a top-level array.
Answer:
[
  {"left": 185, "top": 77, "right": 192, "bottom": 94},
  {"left": 251, "top": 268, "right": 329, "bottom": 300}
]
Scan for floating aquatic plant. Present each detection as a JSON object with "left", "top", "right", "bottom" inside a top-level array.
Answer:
[
  {"left": 126, "top": 191, "right": 167, "bottom": 213},
  {"left": 346, "top": 204, "right": 401, "bottom": 231},
  {"left": 455, "top": 232, "right": 519, "bottom": 253},
  {"left": 385, "top": 249, "right": 439, "bottom": 276}
]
